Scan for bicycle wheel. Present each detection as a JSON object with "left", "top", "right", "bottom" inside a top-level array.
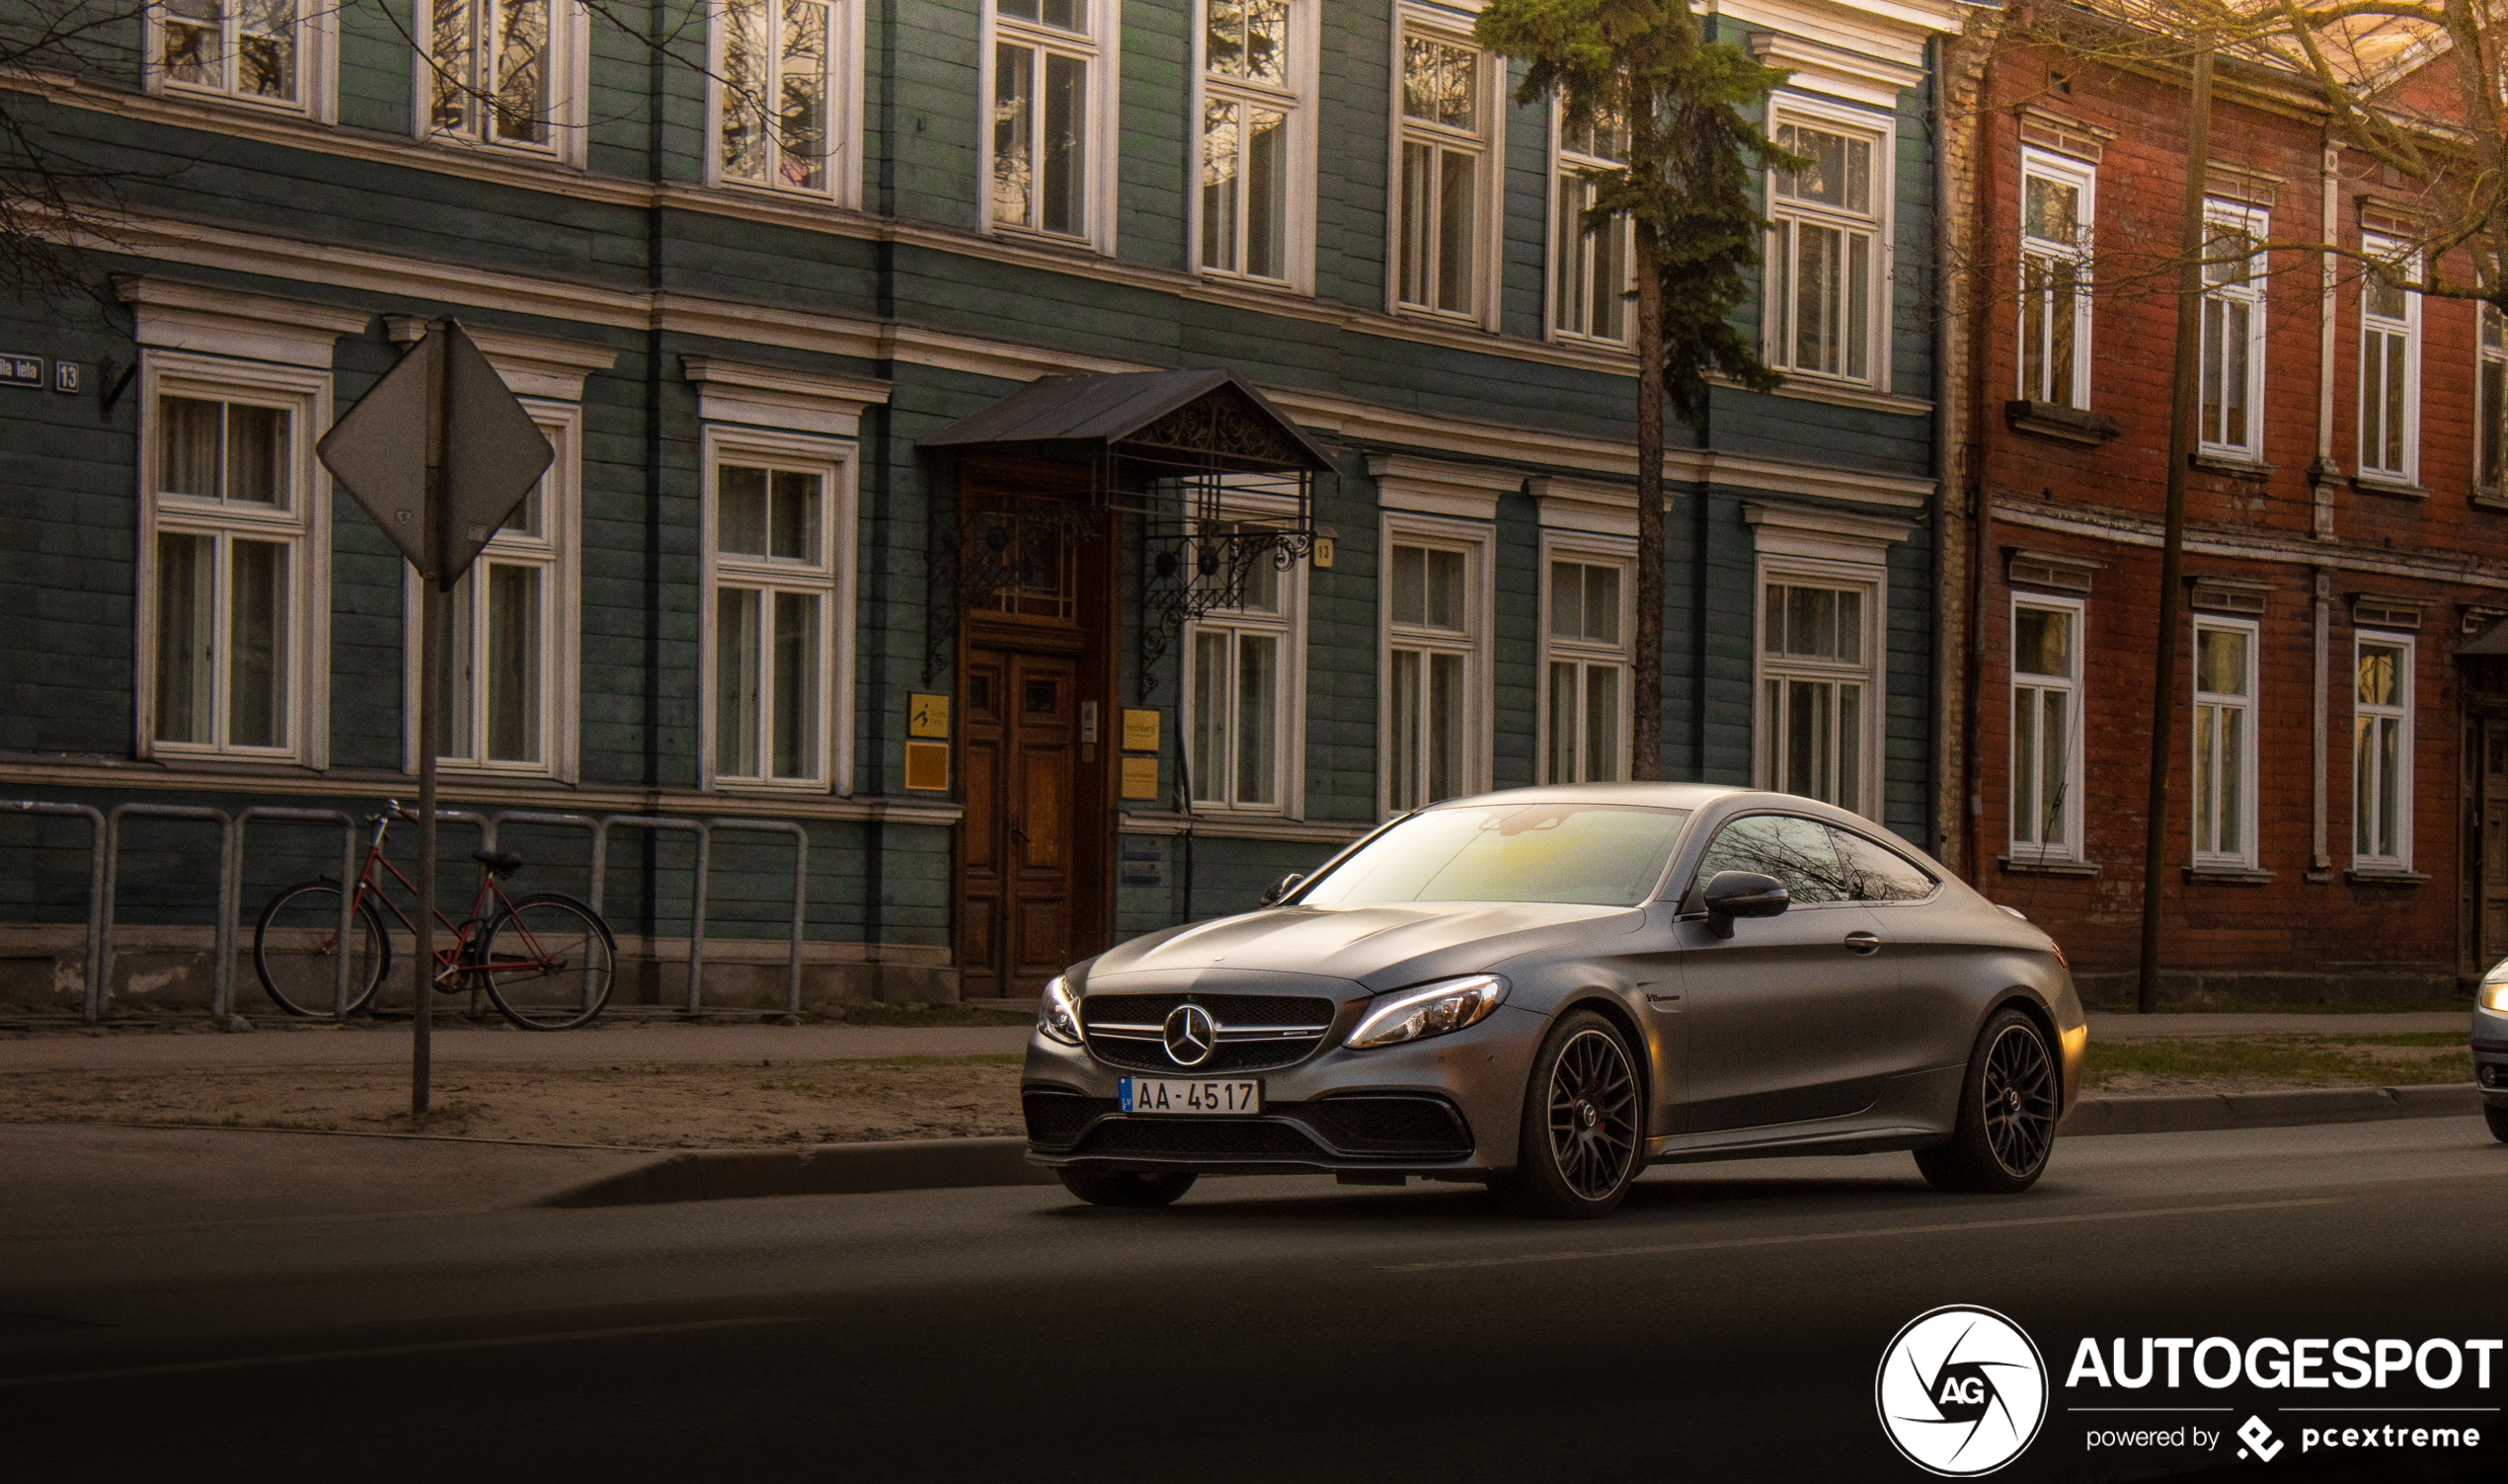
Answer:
[
  {"left": 254, "top": 881, "right": 389, "bottom": 1018},
  {"left": 478, "top": 893, "right": 617, "bottom": 1031}
]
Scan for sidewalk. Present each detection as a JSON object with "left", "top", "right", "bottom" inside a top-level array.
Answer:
[{"left": 0, "top": 1022, "right": 1034, "bottom": 1073}]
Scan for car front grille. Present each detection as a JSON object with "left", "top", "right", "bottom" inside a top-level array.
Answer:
[
  {"left": 1024, "top": 1092, "right": 1475, "bottom": 1161},
  {"left": 1079, "top": 991, "right": 1338, "bottom": 1073}
]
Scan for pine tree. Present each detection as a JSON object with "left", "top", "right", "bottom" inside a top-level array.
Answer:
[{"left": 1476, "top": 0, "right": 1798, "bottom": 779}]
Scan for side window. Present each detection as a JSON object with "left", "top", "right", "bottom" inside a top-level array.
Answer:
[
  {"left": 1692, "top": 814, "right": 1847, "bottom": 905},
  {"left": 1828, "top": 826, "right": 1935, "bottom": 902}
]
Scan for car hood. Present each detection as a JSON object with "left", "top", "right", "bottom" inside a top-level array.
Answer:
[{"left": 1077, "top": 900, "right": 1642, "bottom": 995}]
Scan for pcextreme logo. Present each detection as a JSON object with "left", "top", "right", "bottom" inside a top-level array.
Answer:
[{"left": 1876, "top": 1305, "right": 2051, "bottom": 1476}]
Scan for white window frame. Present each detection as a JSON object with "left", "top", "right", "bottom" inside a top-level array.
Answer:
[
  {"left": 2191, "top": 615, "right": 2260, "bottom": 869},
  {"left": 2198, "top": 199, "right": 2269, "bottom": 460},
  {"left": 399, "top": 402, "right": 581, "bottom": 780},
  {"left": 411, "top": 0, "right": 589, "bottom": 165},
  {"left": 978, "top": 0, "right": 1121, "bottom": 253},
  {"left": 1547, "top": 102, "right": 1633, "bottom": 348},
  {"left": 2357, "top": 232, "right": 2421, "bottom": 484},
  {"left": 134, "top": 351, "right": 331, "bottom": 768},
  {"left": 700, "top": 426, "right": 857, "bottom": 794},
  {"left": 2481, "top": 305, "right": 2508, "bottom": 494},
  {"left": 1754, "top": 555, "right": 1884, "bottom": 818},
  {"left": 1188, "top": 0, "right": 1315, "bottom": 294},
  {"left": 705, "top": 0, "right": 865, "bottom": 207},
  {"left": 2351, "top": 631, "right": 2414, "bottom": 872},
  {"left": 2007, "top": 594, "right": 2085, "bottom": 864},
  {"left": 145, "top": 0, "right": 338, "bottom": 118},
  {"left": 1380, "top": 511, "right": 1493, "bottom": 815},
  {"left": 2016, "top": 146, "right": 2093, "bottom": 409},
  {"left": 1387, "top": 6, "right": 1503, "bottom": 330},
  {"left": 1181, "top": 493, "right": 1308, "bottom": 818},
  {"left": 1763, "top": 94, "right": 1895, "bottom": 392},
  {"left": 1538, "top": 534, "right": 1634, "bottom": 784}
]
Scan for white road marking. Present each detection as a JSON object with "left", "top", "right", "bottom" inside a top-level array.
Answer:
[
  {"left": 1377, "top": 1198, "right": 2344, "bottom": 1273},
  {"left": 0, "top": 1315, "right": 796, "bottom": 1388}
]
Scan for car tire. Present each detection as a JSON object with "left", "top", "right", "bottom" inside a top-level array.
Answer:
[
  {"left": 1491, "top": 1008, "right": 1645, "bottom": 1220},
  {"left": 1056, "top": 1168, "right": 1197, "bottom": 1208},
  {"left": 2486, "top": 1104, "right": 2508, "bottom": 1143},
  {"left": 1917, "top": 1007, "right": 2060, "bottom": 1195}
]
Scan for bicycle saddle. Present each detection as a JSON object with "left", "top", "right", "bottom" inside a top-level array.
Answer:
[{"left": 473, "top": 851, "right": 524, "bottom": 876}]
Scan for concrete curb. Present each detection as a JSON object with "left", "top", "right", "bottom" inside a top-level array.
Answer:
[
  {"left": 532, "top": 1084, "right": 2491, "bottom": 1209},
  {"left": 2057, "top": 1083, "right": 2482, "bottom": 1137}
]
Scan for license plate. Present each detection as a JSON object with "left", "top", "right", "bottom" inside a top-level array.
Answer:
[{"left": 1118, "top": 1077, "right": 1261, "bottom": 1115}]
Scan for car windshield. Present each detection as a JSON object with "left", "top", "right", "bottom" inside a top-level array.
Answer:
[{"left": 1298, "top": 804, "right": 1691, "bottom": 908}]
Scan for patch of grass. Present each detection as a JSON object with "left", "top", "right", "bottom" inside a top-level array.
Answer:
[
  {"left": 819, "top": 1002, "right": 1034, "bottom": 1028},
  {"left": 2084, "top": 1036, "right": 2471, "bottom": 1089}
]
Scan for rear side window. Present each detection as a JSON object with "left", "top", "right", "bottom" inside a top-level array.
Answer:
[
  {"left": 1692, "top": 814, "right": 1849, "bottom": 904},
  {"left": 1828, "top": 826, "right": 1936, "bottom": 901}
]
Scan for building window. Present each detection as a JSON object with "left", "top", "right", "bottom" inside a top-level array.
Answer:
[
  {"left": 2354, "top": 635, "right": 2413, "bottom": 869},
  {"left": 705, "top": 437, "right": 850, "bottom": 789},
  {"left": 714, "top": 0, "right": 849, "bottom": 197},
  {"left": 1196, "top": 0, "right": 1306, "bottom": 285},
  {"left": 1384, "top": 523, "right": 1487, "bottom": 811},
  {"left": 1392, "top": 17, "right": 1492, "bottom": 322},
  {"left": 155, "top": 0, "right": 306, "bottom": 107},
  {"left": 2359, "top": 234, "right": 2420, "bottom": 483},
  {"left": 2199, "top": 201, "right": 2268, "bottom": 458},
  {"left": 141, "top": 366, "right": 323, "bottom": 761},
  {"left": 1759, "top": 576, "right": 1875, "bottom": 815},
  {"left": 2018, "top": 149, "right": 2092, "bottom": 408},
  {"left": 1186, "top": 520, "right": 1303, "bottom": 812},
  {"left": 2482, "top": 307, "right": 2508, "bottom": 493},
  {"left": 1552, "top": 108, "right": 1631, "bottom": 345},
  {"left": 419, "top": 0, "right": 583, "bottom": 153},
  {"left": 2009, "top": 597, "right": 2083, "bottom": 862},
  {"left": 1767, "top": 108, "right": 1887, "bottom": 386},
  {"left": 416, "top": 410, "right": 576, "bottom": 774},
  {"left": 1542, "top": 552, "right": 1630, "bottom": 782},
  {"left": 987, "top": 0, "right": 1107, "bottom": 243},
  {"left": 2191, "top": 618, "right": 2257, "bottom": 867}
]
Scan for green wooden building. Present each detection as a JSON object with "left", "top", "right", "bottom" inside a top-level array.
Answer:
[{"left": 0, "top": 0, "right": 1959, "bottom": 1014}]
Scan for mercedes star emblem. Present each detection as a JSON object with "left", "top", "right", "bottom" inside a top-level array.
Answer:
[{"left": 1163, "top": 1003, "right": 1216, "bottom": 1066}]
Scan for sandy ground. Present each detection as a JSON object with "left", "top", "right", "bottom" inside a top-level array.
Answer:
[{"left": 0, "top": 1055, "right": 1028, "bottom": 1149}]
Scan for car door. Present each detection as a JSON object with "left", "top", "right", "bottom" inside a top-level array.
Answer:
[
  {"left": 1828, "top": 822, "right": 1977, "bottom": 1081},
  {"left": 1676, "top": 812, "right": 1906, "bottom": 1133}
]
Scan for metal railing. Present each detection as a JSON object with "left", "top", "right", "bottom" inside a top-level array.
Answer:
[{"left": 4, "top": 797, "right": 811, "bottom": 1024}]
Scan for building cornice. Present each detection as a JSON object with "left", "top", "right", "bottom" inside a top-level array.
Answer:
[
  {"left": 382, "top": 313, "right": 619, "bottom": 400},
  {"left": 1996, "top": 494, "right": 2508, "bottom": 591}
]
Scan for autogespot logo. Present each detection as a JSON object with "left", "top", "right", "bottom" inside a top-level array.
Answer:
[{"left": 1877, "top": 1305, "right": 2051, "bottom": 1476}]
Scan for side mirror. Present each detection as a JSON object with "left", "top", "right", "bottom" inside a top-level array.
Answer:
[
  {"left": 1260, "top": 872, "right": 1305, "bottom": 907},
  {"left": 1699, "top": 870, "right": 1788, "bottom": 938}
]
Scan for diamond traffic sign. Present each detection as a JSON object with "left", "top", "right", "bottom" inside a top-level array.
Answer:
[{"left": 317, "top": 318, "right": 553, "bottom": 587}]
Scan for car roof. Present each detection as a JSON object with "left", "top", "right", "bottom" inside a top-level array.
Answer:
[{"left": 1427, "top": 782, "right": 1766, "bottom": 811}]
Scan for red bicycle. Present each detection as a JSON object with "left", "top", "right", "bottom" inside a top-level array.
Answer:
[{"left": 252, "top": 802, "right": 617, "bottom": 1030}]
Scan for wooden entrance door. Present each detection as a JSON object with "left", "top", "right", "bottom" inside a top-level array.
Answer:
[
  {"left": 2480, "top": 718, "right": 2508, "bottom": 968},
  {"left": 961, "top": 649, "right": 1083, "bottom": 997}
]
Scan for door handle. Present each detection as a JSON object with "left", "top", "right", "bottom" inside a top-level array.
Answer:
[{"left": 1843, "top": 931, "right": 1881, "bottom": 956}]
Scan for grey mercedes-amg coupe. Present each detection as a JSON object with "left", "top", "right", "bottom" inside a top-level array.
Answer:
[{"left": 1022, "top": 783, "right": 2085, "bottom": 1218}]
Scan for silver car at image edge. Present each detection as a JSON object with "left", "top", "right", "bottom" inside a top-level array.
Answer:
[
  {"left": 2473, "top": 959, "right": 2508, "bottom": 1141},
  {"left": 1022, "top": 783, "right": 2088, "bottom": 1218}
]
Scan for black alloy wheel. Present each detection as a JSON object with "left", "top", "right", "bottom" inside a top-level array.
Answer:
[
  {"left": 1917, "top": 1008, "right": 2059, "bottom": 1195},
  {"left": 1496, "top": 1009, "right": 1644, "bottom": 1219},
  {"left": 1057, "top": 1168, "right": 1198, "bottom": 1208}
]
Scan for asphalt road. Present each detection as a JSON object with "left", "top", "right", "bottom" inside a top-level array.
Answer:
[{"left": 3, "top": 1120, "right": 2503, "bottom": 1483}]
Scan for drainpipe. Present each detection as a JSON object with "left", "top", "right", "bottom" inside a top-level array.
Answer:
[
  {"left": 1927, "top": 32, "right": 1953, "bottom": 859},
  {"left": 2310, "top": 138, "right": 2341, "bottom": 883},
  {"left": 1961, "top": 44, "right": 1998, "bottom": 885}
]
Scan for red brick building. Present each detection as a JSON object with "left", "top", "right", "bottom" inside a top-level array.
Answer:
[{"left": 1956, "top": 11, "right": 2508, "bottom": 1006}]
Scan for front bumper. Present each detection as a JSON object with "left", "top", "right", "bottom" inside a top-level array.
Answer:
[
  {"left": 1021, "top": 1002, "right": 1542, "bottom": 1175},
  {"left": 2474, "top": 1004, "right": 2508, "bottom": 1106}
]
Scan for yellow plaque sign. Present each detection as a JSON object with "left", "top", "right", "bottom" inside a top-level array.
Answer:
[
  {"left": 902, "top": 741, "right": 951, "bottom": 792},
  {"left": 1310, "top": 536, "right": 1335, "bottom": 570},
  {"left": 1122, "top": 709, "right": 1161, "bottom": 752},
  {"left": 1120, "top": 756, "right": 1159, "bottom": 800},
  {"left": 908, "top": 693, "right": 950, "bottom": 739}
]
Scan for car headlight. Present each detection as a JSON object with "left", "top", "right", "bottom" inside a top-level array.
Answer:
[
  {"left": 2481, "top": 966, "right": 2508, "bottom": 1015},
  {"left": 1038, "top": 975, "right": 1082, "bottom": 1046},
  {"left": 1347, "top": 975, "right": 1509, "bottom": 1050}
]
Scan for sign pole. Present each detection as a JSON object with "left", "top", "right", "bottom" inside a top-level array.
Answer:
[{"left": 412, "top": 322, "right": 451, "bottom": 1118}]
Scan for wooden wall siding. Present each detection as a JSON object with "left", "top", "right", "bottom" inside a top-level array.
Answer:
[
  {"left": 1968, "top": 24, "right": 2501, "bottom": 1001},
  {"left": 0, "top": 0, "right": 1958, "bottom": 984}
]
